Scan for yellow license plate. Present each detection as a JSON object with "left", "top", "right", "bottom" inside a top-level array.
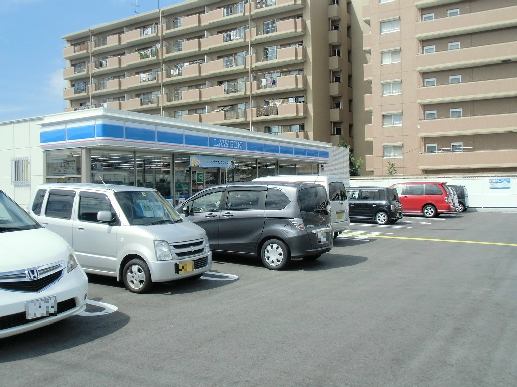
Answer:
[
  {"left": 179, "top": 261, "right": 194, "bottom": 274},
  {"left": 337, "top": 212, "right": 344, "bottom": 220}
]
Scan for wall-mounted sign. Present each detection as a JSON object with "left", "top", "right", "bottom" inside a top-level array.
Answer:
[
  {"left": 489, "top": 178, "right": 511, "bottom": 189},
  {"left": 190, "top": 155, "right": 235, "bottom": 169}
]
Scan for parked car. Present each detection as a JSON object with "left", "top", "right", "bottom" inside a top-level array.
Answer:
[
  {"left": 346, "top": 186, "right": 403, "bottom": 225},
  {"left": 176, "top": 182, "right": 333, "bottom": 270},
  {"left": 391, "top": 182, "right": 456, "bottom": 218},
  {"left": 253, "top": 175, "right": 349, "bottom": 238},
  {"left": 448, "top": 185, "right": 469, "bottom": 212},
  {"left": 29, "top": 184, "right": 212, "bottom": 293},
  {"left": 0, "top": 190, "right": 88, "bottom": 339}
]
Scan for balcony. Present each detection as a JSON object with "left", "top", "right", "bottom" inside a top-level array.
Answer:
[
  {"left": 364, "top": 94, "right": 373, "bottom": 111},
  {"left": 199, "top": 57, "right": 249, "bottom": 78},
  {"left": 254, "top": 46, "right": 305, "bottom": 70},
  {"left": 278, "top": 131, "right": 309, "bottom": 140},
  {"left": 418, "top": 149, "right": 517, "bottom": 171},
  {"left": 63, "top": 85, "right": 88, "bottom": 100},
  {"left": 199, "top": 3, "right": 249, "bottom": 29},
  {"left": 120, "top": 25, "right": 162, "bottom": 46},
  {"left": 164, "top": 14, "right": 201, "bottom": 37},
  {"left": 120, "top": 50, "right": 160, "bottom": 69},
  {"left": 251, "top": 103, "right": 307, "bottom": 122},
  {"left": 329, "top": 55, "right": 344, "bottom": 71},
  {"left": 365, "top": 154, "right": 374, "bottom": 172},
  {"left": 329, "top": 30, "right": 343, "bottom": 46},
  {"left": 63, "top": 64, "right": 89, "bottom": 80},
  {"left": 365, "top": 124, "right": 374, "bottom": 140},
  {"left": 93, "top": 34, "right": 121, "bottom": 54},
  {"left": 364, "top": 63, "right": 372, "bottom": 81},
  {"left": 200, "top": 30, "right": 251, "bottom": 52},
  {"left": 418, "top": 113, "right": 517, "bottom": 138},
  {"left": 63, "top": 42, "right": 90, "bottom": 60},
  {"left": 362, "top": 4, "right": 370, "bottom": 25},
  {"left": 363, "top": 33, "right": 371, "bottom": 53},
  {"left": 93, "top": 79, "right": 121, "bottom": 96},
  {"left": 417, "top": 41, "right": 517, "bottom": 72},
  {"left": 330, "top": 108, "right": 345, "bottom": 122},
  {"left": 416, "top": 5, "right": 517, "bottom": 40},
  {"left": 328, "top": 3, "right": 341, "bottom": 21},
  {"left": 255, "top": 0, "right": 304, "bottom": 18},
  {"left": 181, "top": 89, "right": 201, "bottom": 103},
  {"left": 415, "top": 0, "right": 464, "bottom": 9},
  {"left": 329, "top": 82, "right": 342, "bottom": 96},
  {"left": 120, "top": 96, "right": 159, "bottom": 111},
  {"left": 93, "top": 56, "right": 121, "bottom": 75},
  {"left": 417, "top": 78, "right": 517, "bottom": 104},
  {"left": 255, "top": 19, "right": 305, "bottom": 43},
  {"left": 120, "top": 73, "right": 159, "bottom": 90}
]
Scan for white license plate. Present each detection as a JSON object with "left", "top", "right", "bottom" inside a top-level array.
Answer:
[
  {"left": 26, "top": 296, "right": 57, "bottom": 319},
  {"left": 337, "top": 212, "right": 344, "bottom": 221},
  {"left": 317, "top": 231, "right": 327, "bottom": 243}
]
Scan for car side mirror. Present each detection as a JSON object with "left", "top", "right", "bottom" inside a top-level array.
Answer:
[
  {"left": 97, "top": 211, "right": 114, "bottom": 222},
  {"left": 182, "top": 206, "right": 192, "bottom": 217}
]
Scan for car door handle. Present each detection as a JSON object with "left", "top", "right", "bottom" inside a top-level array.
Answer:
[
  {"left": 205, "top": 214, "right": 218, "bottom": 218},
  {"left": 222, "top": 212, "right": 233, "bottom": 217},
  {"left": 77, "top": 226, "right": 84, "bottom": 231}
]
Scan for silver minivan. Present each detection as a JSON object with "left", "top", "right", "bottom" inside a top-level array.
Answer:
[
  {"left": 29, "top": 184, "right": 212, "bottom": 293},
  {"left": 253, "top": 175, "right": 349, "bottom": 238}
]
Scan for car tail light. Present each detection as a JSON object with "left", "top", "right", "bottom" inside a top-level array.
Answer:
[{"left": 288, "top": 218, "right": 305, "bottom": 231}]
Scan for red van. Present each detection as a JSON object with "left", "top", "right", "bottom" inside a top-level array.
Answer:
[{"left": 390, "top": 182, "right": 456, "bottom": 218}]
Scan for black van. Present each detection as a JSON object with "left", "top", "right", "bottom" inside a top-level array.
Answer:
[
  {"left": 176, "top": 182, "right": 333, "bottom": 270},
  {"left": 346, "top": 186, "right": 403, "bottom": 225}
]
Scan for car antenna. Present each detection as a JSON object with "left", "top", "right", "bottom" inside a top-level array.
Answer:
[{"left": 99, "top": 175, "right": 108, "bottom": 189}]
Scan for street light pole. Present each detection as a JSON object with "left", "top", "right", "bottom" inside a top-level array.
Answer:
[{"left": 248, "top": 0, "right": 253, "bottom": 131}]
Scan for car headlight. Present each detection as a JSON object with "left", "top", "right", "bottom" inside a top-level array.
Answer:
[
  {"left": 204, "top": 236, "right": 211, "bottom": 253},
  {"left": 155, "top": 240, "right": 173, "bottom": 261},
  {"left": 67, "top": 252, "right": 79, "bottom": 273}
]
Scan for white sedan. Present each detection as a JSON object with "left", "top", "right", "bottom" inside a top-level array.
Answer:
[{"left": 0, "top": 190, "right": 88, "bottom": 339}]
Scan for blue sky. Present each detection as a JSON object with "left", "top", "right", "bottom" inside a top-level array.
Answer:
[{"left": 0, "top": 0, "right": 183, "bottom": 122}]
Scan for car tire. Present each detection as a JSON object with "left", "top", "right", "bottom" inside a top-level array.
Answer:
[
  {"left": 423, "top": 204, "right": 437, "bottom": 218},
  {"left": 261, "top": 239, "right": 290, "bottom": 270},
  {"left": 303, "top": 254, "right": 321, "bottom": 262},
  {"left": 122, "top": 258, "right": 153, "bottom": 293},
  {"left": 374, "top": 211, "right": 389, "bottom": 225},
  {"left": 457, "top": 202, "right": 465, "bottom": 212}
]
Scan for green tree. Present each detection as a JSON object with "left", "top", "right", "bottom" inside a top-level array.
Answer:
[
  {"left": 387, "top": 161, "right": 397, "bottom": 175},
  {"left": 337, "top": 141, "right": 363, "bottom": 177}
]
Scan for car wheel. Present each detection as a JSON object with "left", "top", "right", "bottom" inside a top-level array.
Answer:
[
  {"left": 457, "top": 202, "right": 465, "bottom": 212},
  {"left": 303, "top": 254, "right": 321, "bottom": 262},
  {"left": 123, "top": 258, "right": 153, "bottom": 293},
  {"left": 261, "top": 239, "right": 290, "bottom": 270},
  {"left": 423, "top": 204, "right": 437, "bottom": 218},
  {"left": 374, "top": 211, "right": 389, "bottom": 225}
]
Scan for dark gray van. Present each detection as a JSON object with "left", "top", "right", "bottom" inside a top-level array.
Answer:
[
  {"left": 176, "top": 182, "right": 333, "bottom": 270},
  {"left": 346, "top": 186, "right": 403, "bottom": 225}
]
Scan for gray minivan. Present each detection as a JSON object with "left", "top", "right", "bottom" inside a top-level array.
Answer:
[
  {"left": 29, "top": 184, "right": 212, "bottom": 293},
  {"left": 176, "top": 182, "right": 333, "bottom": 270}
]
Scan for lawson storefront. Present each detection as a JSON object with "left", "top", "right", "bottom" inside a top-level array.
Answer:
[{"left": 39, "top": 108, "right": 330, "bottom": 204}]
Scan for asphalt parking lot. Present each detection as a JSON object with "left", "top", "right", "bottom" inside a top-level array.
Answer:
[{"left": 2, "top": 211, "right": 517, "bottom": 387}]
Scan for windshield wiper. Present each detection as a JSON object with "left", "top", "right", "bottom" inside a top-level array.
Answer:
[
  {"left": 0, "top": 227, "right": 26, "bottom": 233},
  {"left": 147, "top": 219, "right": 175, "bottom": 225}
]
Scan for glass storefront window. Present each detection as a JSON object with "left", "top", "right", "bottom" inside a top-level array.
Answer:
[
  {"left": 46, "top": 150, "right": 81, "bottom": 183},
  {"left": 91, "top": 150, "right": 135, "bottom": 186}
]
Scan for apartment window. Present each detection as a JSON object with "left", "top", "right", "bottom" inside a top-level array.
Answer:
[
  {"left": 447, "top": 9, "right": 460, "bottom": 17},
  {"left": 382, "top": 81, "right": 402, "bottom": 96},
  {"left": 424, "top": 78, "right": 436, "bottom": 87},
  {"left": 383, "top": 144, "right": 403, "bottom": 158},
  {"left": 380, "top": 19, "right": 400, "bottom": 34},
  {"left": 331, "top": 0, "right": 339, "bottom": 4},
  {"left": 331, "top": 23, "right": 340, "bottom": 31},
  {"left": 449, "top": 75, "right": 462, "bottom": 84},
  {"left": 11, "top": 158, "right": 30, "bottom": 186},
  {"left": 448, "top": 41, "right": 460, "bottom": 51},
  {"left": 332, "top": 48, "right": 341, "bottom": 57},
  {"left": 332, "top": 125, "right": 342, "bottom": 135},
  {"left": 291, "top": 124, "right": 304, "bottom": 132},
  {"left": 266, "top": 125, "right": 282, "bottom": 135},
  {"left": 264, "top": 46, "right": 279, "bottom": 61},
  {"left": 382, "top": 113, "right": 402, "bottom": 127},
  {"left": 422, "top": 13, "right": 434, "bottom": 21},
  {"left": 426, "top": 144, "right": 438, "bottom": 154},
  {"left": 423, "top": 45, "right": 435, "bottom": 54},
  {"left": 332, "top": 100, "right": 342, "bottom": 109},
  {"left": 381, "top": 49, "right": 401, "bottom": 64},
  {"left": 425, "top": 110, "right": 437, "bottom": 120},
  {"left": 263, "top": 20, "right": 278, "bottom": 34},
  {"left": 450, "top": 108, "right": 463, "bottom": 118},
  {"left": 174, "top": 110, "right": 188, "bottom": 119},
  {"left": 451, "top": 142, "right": 463, "bottom": 152}
]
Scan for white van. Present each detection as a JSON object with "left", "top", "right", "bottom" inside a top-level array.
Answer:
[
  {"left": 0, "top": 190, "right": 88, "bottom": 338},
  {"left": 253, "top": 175, "right": 349, "bottom": 238},
  {"left": 29, "top": 184, "right": 212, "bottom": 293}
]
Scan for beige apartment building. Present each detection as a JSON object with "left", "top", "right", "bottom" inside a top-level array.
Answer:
[
  {"left": 62, "top": 0, "right": 353, "bottom": 147},
  {"left": 361, "top": 0, "right": 517, "bottom": 176}
]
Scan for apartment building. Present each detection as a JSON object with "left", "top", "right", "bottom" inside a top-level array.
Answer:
[
  {"left": 362, "top": 0, "right": 517, "bottom": 176},
  {"left": 62, "top": 0, "right": 353, "bottom": 147}
]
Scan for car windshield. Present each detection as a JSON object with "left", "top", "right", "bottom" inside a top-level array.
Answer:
[
  {"left": 298, "top": 186, "right": 329, "bottom": 213},
  {"left": 114, "top": 190, "right": 183, "bottom": 226},
  {"left": 0, "top": 191, "right": 40, "bottom": 233}
]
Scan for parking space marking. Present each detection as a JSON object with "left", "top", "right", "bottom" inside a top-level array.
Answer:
[
  {"left": 79, "top": 299, "right": 118, "bottom": 317},
  {"left": 340, "top": 232, "right": 517, "bottom": 247},
  {"left": 201, "top": 271, "right": 239, "bottom": 281}
]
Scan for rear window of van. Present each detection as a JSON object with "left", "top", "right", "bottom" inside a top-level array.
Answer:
[{"left": 297, "top": 186, "right": 328, "bottom": 212}]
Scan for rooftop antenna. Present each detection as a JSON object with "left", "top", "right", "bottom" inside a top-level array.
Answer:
[
  {"left": 134, "top": 0, "right": 140, "bottom": 14},
  {"left": 98, "top": 175, "right": 108, "bottom": 189}
]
